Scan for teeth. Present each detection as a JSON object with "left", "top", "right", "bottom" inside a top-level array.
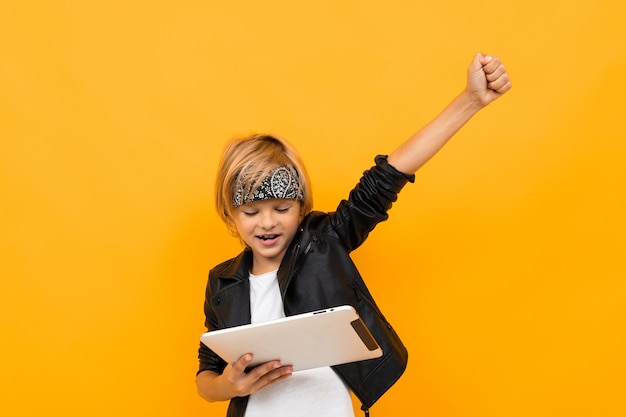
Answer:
[{"left": 259, "top": 235, "right": 277, "bottom": 240}]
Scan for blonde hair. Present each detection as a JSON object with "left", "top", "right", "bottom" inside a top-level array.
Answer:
[{"left": 215, "top": 134, "right": 313, "bottom": 237}]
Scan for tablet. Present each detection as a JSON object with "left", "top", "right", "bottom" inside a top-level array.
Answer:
[{"left": 200, "top": 305, "right": 382, "bottom": 372}]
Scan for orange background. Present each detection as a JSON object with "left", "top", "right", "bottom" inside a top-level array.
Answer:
[{"left": 1, "top": 1, "right": 625, "bottom": 416}]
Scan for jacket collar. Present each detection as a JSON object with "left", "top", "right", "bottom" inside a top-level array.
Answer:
[
  {"left": 217, "top": 230, "right": 305, "bottom": 299},
  {"left": 217, "top": 250, "right": 253, "bottom": 282}
]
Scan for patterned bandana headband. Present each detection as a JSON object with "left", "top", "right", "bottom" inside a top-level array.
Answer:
[{"left": 232, "top": 166, "right": 304, "bottom": 207}]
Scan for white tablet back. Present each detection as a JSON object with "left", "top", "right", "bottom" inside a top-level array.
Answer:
[{"left": 200, "top": 305, "right": 382, "bottom": 372}]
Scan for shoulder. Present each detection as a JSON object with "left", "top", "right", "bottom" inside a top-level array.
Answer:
[
  {"left": 209, "top": 256, "right": 237, "bottom": 275},
  {"left": 208, "top": 250, "right": 251, "bottom": 280},
  {"left": 300, "top": 210, "right": 340, "bottom": 238},
  {"left": 300, "top": 210, "right": 329, "bottom": 228}
]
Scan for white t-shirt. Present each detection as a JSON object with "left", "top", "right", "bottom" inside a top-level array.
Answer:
[{"left": 244, "top": 270, "right": 355, "bottom": 417}]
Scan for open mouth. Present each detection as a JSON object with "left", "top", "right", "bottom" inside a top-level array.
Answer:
[{"left": 257, "top": 234, "right": 279, "bottom": 241}]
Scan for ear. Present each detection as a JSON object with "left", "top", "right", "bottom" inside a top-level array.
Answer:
[
  {"left": 224, "top": 207, "right": 236, "bottom": 222},
  {"left": 298, "top": 202, "right": 306, "bottom": 220},
  {"left": 223, "top": 210, "right": 238, "bottom": 234}
]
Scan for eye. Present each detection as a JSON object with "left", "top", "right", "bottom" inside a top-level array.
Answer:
[
  {"left": 242, "top": 211, "right": 258, "bottom": 216},
  {"left": 275, "top": 206, "right": 290, "bottom": 213}
]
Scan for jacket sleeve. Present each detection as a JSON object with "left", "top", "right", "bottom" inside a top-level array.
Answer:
[
  {"left": 197, "top": 274, "right": 228, "bottom": 375},
  {"left": 328, "top": 155, "right": 414, "bottom": 252},
  {"left": 197, "top": 342, "right": 227, "bottom": 376}
]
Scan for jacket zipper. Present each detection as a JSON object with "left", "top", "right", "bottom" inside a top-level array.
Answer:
[{"left": 287, "top": 237, "right": 316, "bottom": 280}]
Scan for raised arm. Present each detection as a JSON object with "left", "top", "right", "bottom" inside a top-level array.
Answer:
[{"left": 387, "top": 53, "right": 511, "bottom": 175}]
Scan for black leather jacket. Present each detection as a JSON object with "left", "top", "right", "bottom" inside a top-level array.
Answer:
[{"left": 198, "top": 155, "right": 414, "bottom": 417}]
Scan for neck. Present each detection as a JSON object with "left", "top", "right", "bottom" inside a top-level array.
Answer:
[{"left": 250, "top": 259, "right": 281, "bottom": 276}]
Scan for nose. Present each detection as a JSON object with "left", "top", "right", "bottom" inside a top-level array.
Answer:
[{"left": 258, "top": 210, "right": 277, "bottom": 229}]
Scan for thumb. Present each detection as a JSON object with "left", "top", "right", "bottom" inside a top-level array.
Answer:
[
  {"left": 469, "top": 53, "right": 485, "bottom": 73},
  {"left": 470, "top": 52, "right": 492, "bottom": 72},
  {"left": 231, "top": 353, "right": 253, "bottom": 374}
]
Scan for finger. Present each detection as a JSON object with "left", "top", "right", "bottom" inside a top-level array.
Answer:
[
  {"left": 248, "top": 365, "right": 293, "bottom": 394},
  {"left": 230, "top": 353, "right": 254, "bottom": 375},
  {"left": 491, "top": 78, "right": 512, "bottom": 94},
  {"left": 482, "top": 55, "right": 504, "bottom": 74},
  {"left": 484, "top": 64, "right": 507, "bottom": 82},
  {"left": 261, "top": 367, "right": 293, "bottom": 387},
  {"left": 488, "top": 73, "right": 512, "bottom": 93},
  {"left": 246, "top": 359, "right": 286, "bottom": 379}
]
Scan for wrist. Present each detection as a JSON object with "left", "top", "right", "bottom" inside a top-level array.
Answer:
[{"left": 458, "top": 89, "right": 486, "bottom": 113}]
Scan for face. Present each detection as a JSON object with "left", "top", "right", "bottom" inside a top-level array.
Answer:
[{"left": 230, "top": 199, "right": 302, "bottom": 275}]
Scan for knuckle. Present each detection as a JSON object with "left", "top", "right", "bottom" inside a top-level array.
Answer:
[{"left": 234, "top": 381, "right": 251, "bottom": 396}]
